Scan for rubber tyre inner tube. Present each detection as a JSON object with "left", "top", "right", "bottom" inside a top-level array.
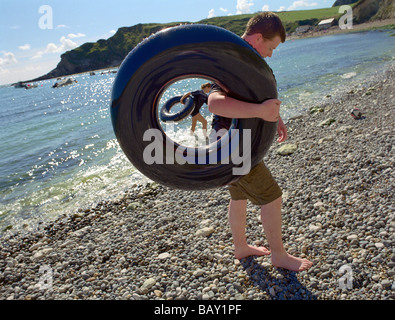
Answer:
[
  {"left": 160, "top": 95, "right": 195, "bottom": 122},
  {"left": 110, "top": 24, "right": 278, "bottom": 190}
]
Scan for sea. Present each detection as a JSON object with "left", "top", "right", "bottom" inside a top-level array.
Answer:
[{"left": 1, "top": 29, "right": 394, "bottom": 235}]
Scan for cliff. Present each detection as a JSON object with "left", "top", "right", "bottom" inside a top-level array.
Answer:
[
  {"left": 353, "top": 0, "right": 395, "bottom": 22},
  {"left": 333, "top": 0, "right": 360, "bottom": 6},
  {"left": 32, "top": 22, "right": 185, "bottom": 81},
  {"left": 334, "top": 0, "right": 395, "bottom": 22}
]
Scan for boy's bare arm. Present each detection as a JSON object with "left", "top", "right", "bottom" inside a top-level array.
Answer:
[
  {"left": 208, "top": 91, "right": 280, "bottom": 122},
  {"left": 180, "top": 92, "right": 191, "bottom": 104}
]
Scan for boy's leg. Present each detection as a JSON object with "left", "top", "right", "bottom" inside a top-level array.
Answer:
[
  {"left": 195, "top": 113, "right": 208, "bottom": 138},
  {"left": 260, "top": 196, "right": 312, "bottom": 272},
  {"left": 229, "top": 199, "right": 270, "bottom": 259},
  {"left": 191, "top": 116, "right": 198, "bottom": 134}
]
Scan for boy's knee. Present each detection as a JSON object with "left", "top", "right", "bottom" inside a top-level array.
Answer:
[{"left": 260, "top": 195, "right": 282, "bottom": 209}]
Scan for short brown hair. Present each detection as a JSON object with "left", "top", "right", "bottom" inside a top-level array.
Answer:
[
  {"left": 201, "top": 82, "right": 211, "bottom": 89},
  {"left": 245, "top": 12, "right": 286, "bottom": 43}
]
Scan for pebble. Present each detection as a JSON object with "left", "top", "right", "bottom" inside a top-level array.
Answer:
[
  {"left": 154, "top": 290, "right": 162, "bottom": 297},
  {"left": 375, "top": 243, "right": 384, "bottom": 249},
  {"left": 0, "top": 67, "right": 394, "bottom": 301},
  {"left": 158, "top": 252, "right": 171, "bottom": 260},
  {"left": 347, "top": 234, "right": 358, "bottom": 241},
  {"left": 193, "top": 269, "right": 205, "bottom": 277},
  {"left": 318, "top": 118, "right": 336, "bottom": 127},
  {"left": 141, "top": 278, "right": 156, "bottom": 293},
  {"left": 30, "top": 248, "right": 53, "bottom": 262},
  {"left": 381, "top": 280, "right": 392, "bottom": 288},
  {"left": 277, "top": 144, "right": 298, "bottom": 156},
  {"left": 309, "top": 224, "right": 321, "bottom": 232},
  {"left": 195, "top": 227, "right": 215, "bottom": 237}
]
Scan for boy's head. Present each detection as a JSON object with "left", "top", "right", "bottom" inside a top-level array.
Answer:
[
  {"left": 201, "top": 82, "right": 211, "bottom": 93},
  {"left": 242, "top": 12, "right": 286, "bottom": 58},
  {"left": 244, "top": 12, "right": 286, "bottom": 43}
]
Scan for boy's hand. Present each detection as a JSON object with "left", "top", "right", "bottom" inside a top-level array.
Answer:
[
  {"left": 277, "top": 117, "right": 287, "bottom": 142},
  {"left": 260, "top": 99, "right": 281, "bottom": 122}
]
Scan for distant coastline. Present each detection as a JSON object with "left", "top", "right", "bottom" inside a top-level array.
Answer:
[
  {"left": 15, "top": 18, "right": 394, "bottom": 86},
  {"left": 287, "top": 17, "right": 395, "bottom": 40}
]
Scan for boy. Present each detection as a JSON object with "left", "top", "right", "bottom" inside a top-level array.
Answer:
[
  {"left": 180, "top": 82, "right": 211, "bottom": 138},
  {"left": 208, "top": 12, "right": 312, "bottom": 272}
]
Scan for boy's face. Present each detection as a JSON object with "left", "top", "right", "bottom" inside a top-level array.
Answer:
[{"left": 248, "top": 34, "right": 282, "bottom": 58}]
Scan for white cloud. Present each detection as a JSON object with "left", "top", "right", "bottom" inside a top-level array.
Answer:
[
  {"left": 262, "top": 5, "right": 270, "bottom": 11},
  {"left": 67, "top": 33, "right": 86, "bottom": 39},
  {"left": 61, "top": 36, "right": 78, "bottom": 50},
  {"left": 48, "top": 43, "right": 60, "bottom": 53},
  {"left": 0, "top": 57, "right": 59, "bottom": 85},
  {"left": 32, "top": 51, "right": 45, "bottom": 59},
  {"left": 220, "top": 8, "right": 228, "bottom": 13},
  {"left": 278, "top": 6, "right": 286, "bottom": 11},
  {"left": 288, "top": 1, "right": 318, "bottom": 11},
  {"left": 0, "top": 52, "right": 18, "bottom": 66},
  {"left": 100, "top": 30, "right": 117, "bottom": 39},
  {"left": 208, "top": 9, "right": 216, "bottom": 18},
  {"left": 236, "top": 0, "right": 254, "bottom": 14},
  {"left": 32, "top": 36, "right": 77, "bottom": 59},
  {"left": 18, "top": 44, "right": 31, "bottom": 51},
  {"left": 55, "top": 24, "right": 68, "bottom": 29}
]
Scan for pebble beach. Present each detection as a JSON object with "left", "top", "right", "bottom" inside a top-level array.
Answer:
[{"left": 0, "top": 66, "right": 394, "bottom": 301}]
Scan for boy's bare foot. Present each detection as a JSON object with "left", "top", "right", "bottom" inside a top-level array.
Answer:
[
  {"left": 271, "top": 252, "right": 312, "bottom": 272},
  {"left": 234, "top": 245, "right": 270, "bottom": 260}
]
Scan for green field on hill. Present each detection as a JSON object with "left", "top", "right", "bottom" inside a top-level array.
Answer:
[
  {"left": 199, "top": 5, "right": 354, "bottom": 35},
  {"left": 279, "top": 6, "right": 345, "bottom": 22}
]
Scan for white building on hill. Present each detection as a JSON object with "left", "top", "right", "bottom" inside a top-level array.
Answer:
[{"left": 318, "top": 18, "right": 336, "bottom": 30}]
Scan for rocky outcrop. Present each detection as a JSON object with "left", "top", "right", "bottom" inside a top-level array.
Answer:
[
  {"left": 369, "top": 0, "right": 395, "bottom": 20},
  {"left": 332, "top": 0, "right": 360, "bottom": 6},
  {"left": 352, "top": 0, "right": 395, "bottom": 23},
  {"left": 353, "top": 0, "right": 382, "bottom": 23},
  {"left": 32, "top": 40, "right": 124, "bottom": 81}
]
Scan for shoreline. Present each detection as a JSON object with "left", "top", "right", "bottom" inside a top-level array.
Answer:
[
  {"left": 287, "top": 18, "right": 395, "bottom": 41},
  {"left": 0, "top": 65, "right": 394, "bottom": 300}
]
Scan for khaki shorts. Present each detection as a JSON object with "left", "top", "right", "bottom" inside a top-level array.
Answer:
[{"left": 228, "top": 161, "right": 282, "bottom": 205}]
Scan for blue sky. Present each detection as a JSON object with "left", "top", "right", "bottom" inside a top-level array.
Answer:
[{"left": 0, "top": 0, "right": 334, "bottom": 85}]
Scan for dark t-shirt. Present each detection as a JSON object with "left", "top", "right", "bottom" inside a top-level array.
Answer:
[
  {"left": 190, "top": 90, "right": 208, "bottom": 116},
  {"left": 209, "top": 83, "right": 232, "bottom": 131}
]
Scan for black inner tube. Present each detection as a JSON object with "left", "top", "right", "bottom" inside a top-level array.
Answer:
[
  {"left": 110, "top": 24, "right": 278, "bottom": 190},
  {"left": 160, "top": 95, "right": 195, "bottom": 122}
]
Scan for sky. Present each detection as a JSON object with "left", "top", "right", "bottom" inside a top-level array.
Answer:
[{"left": 0, "top": 0, "right": 334, "bottom": 85}]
